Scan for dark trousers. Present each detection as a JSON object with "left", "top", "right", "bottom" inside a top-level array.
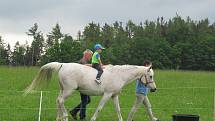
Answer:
[
  {"left": 71, "top": 93, "right": 91, "bottom": 119},
  {"left": 92, "top": 63, "right": 103, "bottom": 80}
]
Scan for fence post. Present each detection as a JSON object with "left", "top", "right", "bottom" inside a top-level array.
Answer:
[{"left": 38, "top": 91, "right": 43, "bottom": 121}]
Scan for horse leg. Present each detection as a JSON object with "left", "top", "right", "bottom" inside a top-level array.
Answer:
[
  {"left": 91, "top": 93, "right": 112, "bottom": 121},
  {"left": 127, "top": 94, "right": 143, "bottom": 121},
  {"left": 143, "top": 96, "right": 159, "bottom": 121},
  {"left": 56, "top": 90, "right": 63, "bottom": 121},
  {"left": 56, "top": 89, "right": 75, "bottom": 121},
  {"left": 112, "top": 95, "right": 123, "bottom": 121}
]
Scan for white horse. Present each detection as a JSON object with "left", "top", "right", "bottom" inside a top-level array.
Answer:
[{"left": 25, "top": 62, "right": 157, "bottom": 121}]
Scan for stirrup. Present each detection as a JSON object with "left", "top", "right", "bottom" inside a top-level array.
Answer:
[{"left": 95, "top": 79, "right": 101, "bottom": 84}]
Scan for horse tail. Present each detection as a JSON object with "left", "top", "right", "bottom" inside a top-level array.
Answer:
[{"left": 24, "top": 62, "right": 63, "bottom": 95}]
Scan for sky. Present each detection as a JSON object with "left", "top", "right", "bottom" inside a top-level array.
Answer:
[{"left": 0, "top": 0, "right": 215, "bottom": 48}]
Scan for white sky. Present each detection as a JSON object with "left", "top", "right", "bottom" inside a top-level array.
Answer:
[{"left": 0, "top": 0, "right": 215, "bottom": 48}]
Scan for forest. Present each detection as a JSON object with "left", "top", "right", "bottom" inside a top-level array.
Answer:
[{"left": 0, "top": 15, "right": 215, "bottom": 70}]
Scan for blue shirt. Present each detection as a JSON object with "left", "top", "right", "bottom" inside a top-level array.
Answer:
[
  {"left": 96, "top": 53, "right": 100, "bottom": 59},
  {"left": 136, "top": 80, "right": 149, "bottom": 96}
]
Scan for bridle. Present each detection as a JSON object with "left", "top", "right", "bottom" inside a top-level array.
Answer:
[{"left": 139, "top": 74, "right": 154, "bottom": 86}]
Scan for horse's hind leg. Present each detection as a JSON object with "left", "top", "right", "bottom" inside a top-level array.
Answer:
[
  {"left": 56, "top": 89, "right": 75, "bottom": 121},
  {"left": 56, "top": 90, "right": 63, "bottom": 121}
]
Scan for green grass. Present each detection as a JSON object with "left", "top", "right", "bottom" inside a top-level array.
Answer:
[{"left": 0, "top": 66, "right": 214, "bottom": 121}]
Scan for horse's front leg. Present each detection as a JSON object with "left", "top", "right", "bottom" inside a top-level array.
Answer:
[
  {"left": 91, "top": 93, "right": 112, "bottom": 121},
  {"left": 112, "top": 95, "right": 123, "bottom": 121}
]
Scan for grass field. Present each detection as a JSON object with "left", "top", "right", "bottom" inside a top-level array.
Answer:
[{"left": 0, "top": 66, "right": 214, "bottom": 121}]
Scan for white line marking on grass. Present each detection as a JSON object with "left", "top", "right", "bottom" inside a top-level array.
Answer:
[{"left": 38, "top": 91, "right": 43, "bottom": 121}]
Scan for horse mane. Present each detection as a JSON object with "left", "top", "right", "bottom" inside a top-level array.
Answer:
[{"left": 105, "top": 65, "right": 139, "bottom": 72}]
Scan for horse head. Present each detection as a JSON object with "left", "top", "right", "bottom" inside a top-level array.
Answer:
[{"left": 140, "top": 65, "right": 157, "bottom": 92}]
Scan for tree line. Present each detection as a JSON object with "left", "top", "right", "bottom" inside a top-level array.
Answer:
[{"left": 0, "top": 15, "right": 215, "bottom": 70}]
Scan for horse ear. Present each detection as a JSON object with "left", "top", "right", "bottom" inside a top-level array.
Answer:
[{"left": 147, "top": 65, "right": 152, "bottom": 72}]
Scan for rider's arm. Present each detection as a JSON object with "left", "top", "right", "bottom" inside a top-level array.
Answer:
[
  {"left": 98, "top": 59, "right": 103, "bottom": 67},
  {"left": 96, "top": 54, "right": 103, "bottom": 67}
]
